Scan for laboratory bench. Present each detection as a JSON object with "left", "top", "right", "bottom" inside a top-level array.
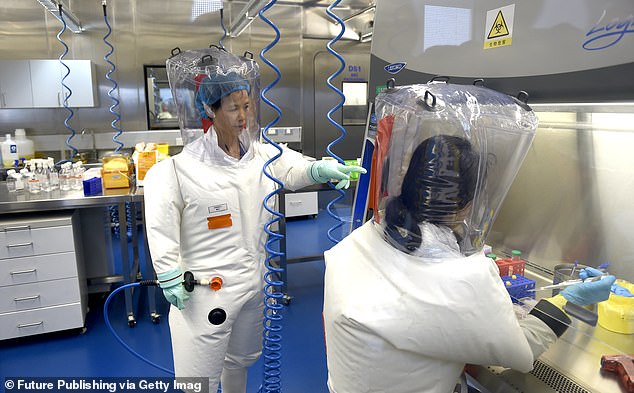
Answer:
[
  {"left": 0, "top": 182, "right": 155, "bottom": 338},
  {"left": 468, "top": 266, "right": 634, "bottom": 393}
]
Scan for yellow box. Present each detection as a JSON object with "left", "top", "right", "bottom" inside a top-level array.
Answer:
[
  {"left": 598, "top": 279, "right": 634, "bottom": 335},
  {"left": 136, "top": 150, "right": 157, "bottom": 182},
  {"left": 102, "top": 170, "right": 130, "bottom": 189},
  {"left": 102, "top": 155, "right": 131, "bottom": 189}
]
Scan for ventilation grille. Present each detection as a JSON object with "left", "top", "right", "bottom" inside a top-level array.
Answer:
[{"left": 529, "top": 360, "right": 591, "bottom": 393}]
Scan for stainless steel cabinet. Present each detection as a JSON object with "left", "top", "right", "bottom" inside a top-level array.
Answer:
[
  {"left": 0, "top": 60, "right": 97, "bottom": 108},
  {"left": 0, "top": 60, "right": 33, "bottom": 108},
  {"left": 29, "top": 60, "right": 97, "bottom": 108},
  {"left": 0, "top": 211, "right": 87, "bottom": 340}
]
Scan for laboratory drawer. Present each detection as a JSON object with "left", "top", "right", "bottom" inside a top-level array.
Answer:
[
  {"left": 0, "top": 302, "right": 85, "bottom": 340},
  {"left": 0, "top": 252, "right": 79, "bottom": 287},
  {"left": 285, "top": 192, "right": 318, "bottom": 217},
  {"left": 0, "top": 277, "right": 81, "bottom": 313},
  {"left": 0, "top": 225, "right": 75, "bottom": 259}
]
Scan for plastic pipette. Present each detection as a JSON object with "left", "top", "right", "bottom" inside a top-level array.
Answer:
[{"left": 528, "top": 274, "right": 609, "bottom": 292}]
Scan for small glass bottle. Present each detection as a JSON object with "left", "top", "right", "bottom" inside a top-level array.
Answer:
[
  {"left": 27, "top": 165, "right": 41, "bottom": 194},
  {"left": 71, "top": 161, "right": 85, "bottom": 190},
  {"left": 47, "top": 158, "right": 60, "bottom": 190},
  {"left": 511, "top": 250, "right": 522, "bottom": 261},
  {"left": 37, "top": 161, "right": 51, "bottom": 192},
  {"left": 6, "top": 169, "right": 18, "bottom": 192},
  {"left": 59, "top": 162, "right": 72, "bottom": 191}
]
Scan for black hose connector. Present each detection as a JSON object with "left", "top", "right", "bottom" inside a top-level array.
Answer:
[
  {"left": 183, "top": 271, "right": 196, "bottom": 292},
  {"left": 138, "top": 280, "right": 159, "bottom": 287}
]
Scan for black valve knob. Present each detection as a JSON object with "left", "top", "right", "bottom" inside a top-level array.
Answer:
[
  {"left": 208, "top": 308, "right": 227, "bottom": 325},
  {"left": 183, "top": 271, "right": 195, "bottom": 292}
]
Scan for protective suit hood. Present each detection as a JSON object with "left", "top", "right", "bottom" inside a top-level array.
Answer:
[
  {"left": 373, "top": 82, "right": 538, "bottom": 256},
  {"left": 166, "top": 47, "right": 260, "bottom": 161}
]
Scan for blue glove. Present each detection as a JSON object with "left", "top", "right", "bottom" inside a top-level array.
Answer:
[
  {"left": 561, "top": 267, "right": 616, "bottom": 306},
  {"left": 157, "top": 268, "right": 189, "bottom": 310},
  {"left": 611, "top": 283, "right": 634, "bottom": 297},
  {"left": 308, "top": 160, "right": 367, "bottom": 190}
]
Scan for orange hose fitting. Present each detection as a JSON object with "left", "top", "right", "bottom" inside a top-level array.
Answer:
[{"left": 210, "top": 276, "right": 223, "bottom": 291}]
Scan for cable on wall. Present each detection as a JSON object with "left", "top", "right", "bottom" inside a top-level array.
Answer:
[{"left": 219, "top": 8, "right": 227, "bottom": 49}]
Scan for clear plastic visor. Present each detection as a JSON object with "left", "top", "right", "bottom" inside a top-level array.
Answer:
[
  {"left": 373, "top": 83, "right": 538, "bottom": 257},
  {"left": 166, "top": 47, "right": 261, "bottom": 151}
]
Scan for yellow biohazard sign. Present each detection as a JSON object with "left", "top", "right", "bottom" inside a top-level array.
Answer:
[
  {"left": 484, "top": 4, "right": 515, "bottom": 49},
  {"left": 487, "top": 11, "right": 509, "bottom": 39}
]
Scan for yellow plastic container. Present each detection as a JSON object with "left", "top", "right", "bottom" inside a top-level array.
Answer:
[
  {"left": 598, "top": 279, "right": 634, "bottom": 334},
  {"left": 101, "top": 154, "right": 131, "bottom": 189}
]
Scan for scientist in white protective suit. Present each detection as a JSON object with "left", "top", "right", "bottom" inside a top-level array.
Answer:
[
  {"left": 143, "top": 47, "right": 364, "bottom": 393},
  {"left": 322, "top": 82, "right": 616, "bottom": 393}
]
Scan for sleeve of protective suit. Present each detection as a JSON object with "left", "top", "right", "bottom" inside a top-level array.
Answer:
[
  {"left": 518, "top": 314, "right": 560, "bottom": 361},
  {"left": 258, "top": 142, "right": 314, "bottom": 191},
  {"left": 143, "top": 158, "right": 185, "bottom": 275}
]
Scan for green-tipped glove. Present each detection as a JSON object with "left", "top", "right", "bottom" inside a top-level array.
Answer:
[
  {"left": 308, "top": 160, "right": 367, "bottom": 190},
  {"left": 157, "top": 268, "right": 189, "bottom": 310}
]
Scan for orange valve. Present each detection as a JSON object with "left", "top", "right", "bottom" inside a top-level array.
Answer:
[{"left": 210, "top": 276, "right": 223, "bottom": 291}]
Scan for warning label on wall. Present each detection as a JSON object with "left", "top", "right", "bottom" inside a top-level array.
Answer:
[{"left": 484, "top": 4, "right": 514, "bottom": 49}]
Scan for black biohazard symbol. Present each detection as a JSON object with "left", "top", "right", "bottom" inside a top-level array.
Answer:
[{"left": 487, "top": 10, "right": 509, "bottom": 39}]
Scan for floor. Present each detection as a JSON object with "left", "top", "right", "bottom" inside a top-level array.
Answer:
[{"left": 0, "top": 207, "right": 350, "bottom": 393}]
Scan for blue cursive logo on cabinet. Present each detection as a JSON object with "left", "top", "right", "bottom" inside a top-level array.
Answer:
[
  {"left": 583, "top": 11, "right": 634, "bottom": 50},
  {"left": 384, "top": 62, "right": 406, "bottom": 74}
]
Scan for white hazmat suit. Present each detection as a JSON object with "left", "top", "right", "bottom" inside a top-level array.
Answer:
[
  {"left": 323, "top": 82, "right": 572, "bottom": 393},
  {"left": 144, "top": 46, "right": 364, "bottom": 393},
  {"left": 144, "top": 130, "right": 314, "bottom": 391}
]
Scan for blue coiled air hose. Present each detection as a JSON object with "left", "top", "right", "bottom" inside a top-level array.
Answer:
[
  {"left": 258, "top": 1, "right": 285, "bottom": 392},
  {"left": 102, "top": 1, "right": 125, "bottom": 153},
  {"left": 103, "top": 282, "right": 174, "bottom": 375},
  {"left": 104, "top": 282, "right": 225, "bottom": 393},
  {"left": 324, "top": 0, "right": 348, "bottom": 244},
  {"left": 56, "top": 3, "right": 78, "bottom": 165}
]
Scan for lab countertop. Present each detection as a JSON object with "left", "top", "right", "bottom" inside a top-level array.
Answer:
[{"left": 0, "top": 182, "right": 142, "bottom": 214}]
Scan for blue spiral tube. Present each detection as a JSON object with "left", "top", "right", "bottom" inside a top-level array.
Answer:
[
  {"left": 104, "top": 282, "right": 174, "bottom": 375},
  {"left": 104, "top": 282, "right": 223, "bottom": 393},
  {"left": 324, "top": 0, "right": 348, "bottom": 244},
  {"left": 258, "top": 1, "right": 285, "bottom": 392},
  {"left": 56, "top": 4, "right": 78, "bottom": 162},
  {"left": 102, "top": 2, "right": 125, "bottom": 153}
]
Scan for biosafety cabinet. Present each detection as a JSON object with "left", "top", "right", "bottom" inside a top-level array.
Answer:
[
  {"left": 369, "top": 1, "right": 634, "bottom": 392},
  {"left": 0, "top": 211, "right": 87, "bottom": 340}
]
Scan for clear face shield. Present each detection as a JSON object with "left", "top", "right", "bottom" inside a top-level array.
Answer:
[
  {"left": 373, "top": 82, "right": 538, "bottom": 257},
  {"left": 166, "top": 47, "right": 261, "bottom": 157}
]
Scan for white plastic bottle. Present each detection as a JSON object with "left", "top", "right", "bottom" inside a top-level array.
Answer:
[
  {"left": 47, "top": 158, "right": 60, "bottom": 190},
  {"left": 14, "top": 129, "right": 35, "bottom": 161},
  {"left": 1, "top": 134, "right": 18, "bottom": 168}
]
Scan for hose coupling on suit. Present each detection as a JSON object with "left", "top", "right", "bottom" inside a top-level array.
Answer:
[
  {"left": 142, "top": 271, "right": 224, "bottom": 292},
  {"left": 183, "top": 271, "right": 224, "bottom": 292}
]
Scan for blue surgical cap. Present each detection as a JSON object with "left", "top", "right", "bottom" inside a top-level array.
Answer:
[{"left": 195, "top": 72, "right": 251, "bottom": 119}]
